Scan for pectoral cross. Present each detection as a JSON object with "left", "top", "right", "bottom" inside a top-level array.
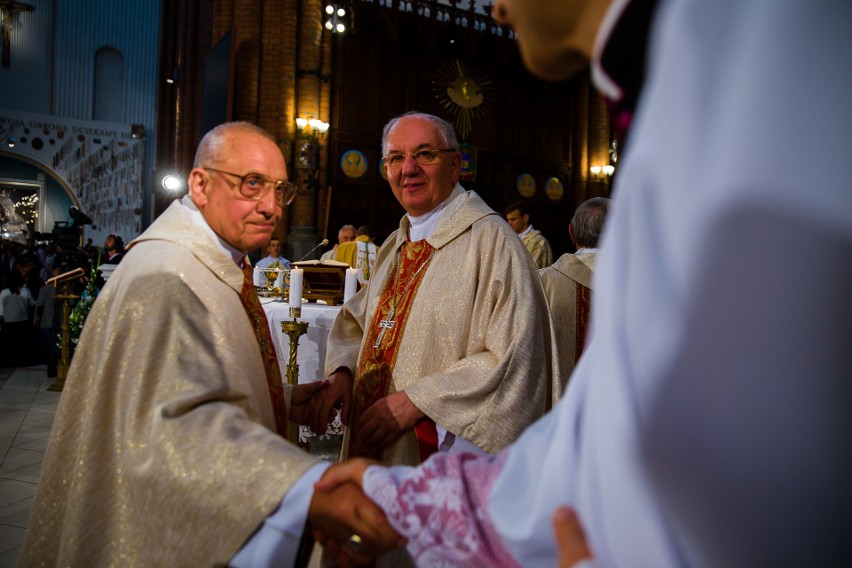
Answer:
[
  {"left": 1, "top": 0, "right": 34, "bottom": 69},
  {"left": 373, "top": 305, "right": 396, "bottom": 349}
]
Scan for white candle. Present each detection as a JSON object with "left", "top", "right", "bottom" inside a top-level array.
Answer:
[
  {"left": 252, "top": 265, "right": 261, "bottom": 287},
  {"left": 289, "top": 267, "right": 303, "bottom": 309},
  {"left": 344, "top": 267, "right": 358, "bottom": 303},
  {"left": 275, "top": 269, "right": 285, "bottom": 293}
]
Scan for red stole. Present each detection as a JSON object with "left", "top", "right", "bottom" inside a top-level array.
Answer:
[
  {"left": 239, "top": 261, "right": 289, "bottom": 437},
  {"left": 349, "top": 240, "right": 438, "bottom": 462},
  {"left": 575, "top": 283, "right": 592, "bottom": 362}
]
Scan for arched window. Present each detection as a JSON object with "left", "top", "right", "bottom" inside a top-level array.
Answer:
[{"left": 93, "top": 47, "right": 124, "bottom": 122}]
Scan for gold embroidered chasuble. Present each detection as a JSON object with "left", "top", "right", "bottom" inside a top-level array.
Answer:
[
  {"left": 349, "top": 239, "right": 437, "bottom": 460},
  {"left": 335, "top": 235, "right": 378, "bottom": 283},
  {"left": 327, "top": 186, "right": 561, "bottom": 467},
  {"left": 539, "top": 252, "right": 597, "bottom": 389},
  {"left": 21, "top": 199, "right": 318, "bottom": 566},
  {"left": 522, "top": 228, "right": 554, "bottom": 269}
]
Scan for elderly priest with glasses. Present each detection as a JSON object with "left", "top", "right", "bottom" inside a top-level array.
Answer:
[
  {"left": 311, "top": 110, "right": 559, "bottom": 566},
  {"left": 21, "top": 121, "right": 402, "bottom": 567}
]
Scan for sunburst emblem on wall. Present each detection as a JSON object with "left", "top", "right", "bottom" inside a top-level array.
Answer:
[{"left": 433, "top": 60, "right": 493, "bottom": 140}]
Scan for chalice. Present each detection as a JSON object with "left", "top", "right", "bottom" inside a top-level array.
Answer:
[{"left": 259, "top": 267, "right": 282, "bottom": 297}]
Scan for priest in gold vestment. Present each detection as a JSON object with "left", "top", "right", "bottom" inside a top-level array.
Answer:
[
  {"left": 316, "top": 112, "right": 560, "bottom": 470},
  {"left": 539, "top": 197, "right": 610, "bottom": 386},
  {"left": 21, "top": 122, "right": 399, "bottom": 567}
]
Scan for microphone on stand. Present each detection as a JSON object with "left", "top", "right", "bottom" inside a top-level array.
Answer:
[{"left": 296, "top": 239, "right": 329, "bottom": 262}]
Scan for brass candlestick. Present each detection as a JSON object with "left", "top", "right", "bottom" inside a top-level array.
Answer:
[
  {"left": 281, "top": 306, "right": 309, "bottom": 448},
  {"left": 48, "top": 280, "right": 79, "bottom": 392}
]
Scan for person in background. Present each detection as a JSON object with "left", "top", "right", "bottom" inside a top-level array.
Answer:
[
  {"left": 38, "top": 243, "right": 58, "bottom": 281},
  {"left": 255, "top": 236, "right": 291, "bottom": 270},
  {"left": 335, "top": 225, "right": 379, "bottom": 284},
  {"left": 506, "top": 201, "right": 553, "bottom": 268},
  {"left": 34, "top": 264, "right": 62, "bottom": 377},
  {"left": 102, "top": 234, "right": 125, "bottom": 264},
  {"left": 320, "top": 224, "right": 357, "bottom": 261},
  {"left": 539, "top": 197, "right": 610, "bottom": 386},
  {"left": 0, "top": 271, "right": 37, "bottom": 366}
]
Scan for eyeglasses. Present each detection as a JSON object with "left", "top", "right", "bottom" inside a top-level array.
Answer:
[
  {"left": 202, "top": 166, "right": 298, "bottom": 207},
  {"left": 382, "top": 148, "right": 457, "bottom": 170}
]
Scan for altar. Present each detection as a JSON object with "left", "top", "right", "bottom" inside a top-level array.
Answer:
[
  {"left": 261, "top": 298, "right": 344, "bottom": 447},
  {"left": 260, "top": 298, "right": 341, "bottom": 384}
]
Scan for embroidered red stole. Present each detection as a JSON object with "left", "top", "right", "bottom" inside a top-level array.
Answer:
[
  {"left": 575, "top": 283, "right": 593, "bottom": 362},
  {"left": 239, "top": 261, "right": 289, "bottom": 437},
  {"left": 348, "top": 240, "right": 438, "bottom": 462}
]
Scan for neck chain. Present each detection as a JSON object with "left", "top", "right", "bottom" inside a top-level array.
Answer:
[{"left": 374, "top": 245, "right": 436, "bottom": 349}]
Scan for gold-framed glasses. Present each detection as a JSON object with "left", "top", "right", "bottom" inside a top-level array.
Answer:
[
  {"left": 382, "top": 148, "right": 456, "bottom": 170},
  {"left": 202, "top": 166, "right": 298, "bottom": 207}
]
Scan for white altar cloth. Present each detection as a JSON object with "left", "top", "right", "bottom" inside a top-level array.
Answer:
[
  {"left": 261, "top": 299, "right": 344, "bottom": 442},
  {"left": 260, "top": 298, "right": 341, "bottom": 384}
]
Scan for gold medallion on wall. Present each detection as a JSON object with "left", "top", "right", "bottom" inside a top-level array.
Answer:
[
  {"left": 516, "top": 173, "right": 536, "bottom": 198},
  {"left": 433, "top": 60, "right": 493, "bottom": 140},
  {"left": 545, "top": 176, "right": 565, "bottom": 201},
  {"left": 340, "top": 149, "right": 368, "bottom": 179}
]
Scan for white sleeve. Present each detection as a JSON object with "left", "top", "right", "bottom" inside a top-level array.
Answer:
[{"left": 230, "top": 461, "right": 330, "bottom": 568}]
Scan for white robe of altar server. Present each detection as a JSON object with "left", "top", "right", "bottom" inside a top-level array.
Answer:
[
  {"left": 488, "top": 1, "right": 852, "bottom": 566},
  {"left": 358, "top": 0, "right": 852, "bottom": 565}
]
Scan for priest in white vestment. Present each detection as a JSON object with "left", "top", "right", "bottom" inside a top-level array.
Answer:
[
  {"left": 21, "top": 122, "right": 399, "bottom": 567},
  {"left": 314, "top": 112, "right": 559, "bottom": 565},
  {"left": 539, "top": 197, "right": 610, "bottom": 387}
]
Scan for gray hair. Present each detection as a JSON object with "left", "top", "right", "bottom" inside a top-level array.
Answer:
[
  {"left": 381, "top": 112, "right": 459, "bottom": 156},
  {"left": 339, "top": 224, "right": 357, "bottom": 235},
  {"left": 571, "top": 197, "right": 611, "bottom": 248},
  {"left": 193, "top": 121, "right": 277, "bottom": 167}
]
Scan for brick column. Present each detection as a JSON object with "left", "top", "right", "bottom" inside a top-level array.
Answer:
[
  {"left": 287, "top": 0, "right": 327, "bottom": 261},
  {"left": 258, "top": 0, "right": 298, "bottom": 255}
]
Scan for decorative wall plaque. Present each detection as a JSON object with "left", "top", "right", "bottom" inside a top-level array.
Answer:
[
  {"left": 545, "top": 176, "right": 565, "bottom": 201},
  {"left": 340, "top": 149, "right": 367, "bottom": 179},
  {"left": 433, "top": 60, "right": 493, "bottom": 140},
  {"left": 516, "top": 173, "right": 536, "bottom": 198},
  {"left": 459, "top": 143, "right": 477, "bottom": 181}
]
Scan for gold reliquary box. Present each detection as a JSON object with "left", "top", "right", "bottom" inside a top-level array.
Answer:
[{"left": 291, "top": 260, "right": 349, "bottom": 305}]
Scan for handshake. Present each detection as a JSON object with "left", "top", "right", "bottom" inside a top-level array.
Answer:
[
  {"left": 288, "top": 374, "right": 406, "bottom": 566},
  {"left": 308, "top": 459, "right": 402, "bottom": 567}
]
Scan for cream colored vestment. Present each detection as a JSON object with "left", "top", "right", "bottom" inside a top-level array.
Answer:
[
  {"left": 326, "top": 186, "right": 561, "bottom": 467},
  {"left": 539, "top": 252, "right": 597, "bottom": 388},
  {"left": 22, "top": 200, "right": 318, "bottom": 566},
  {"left": 522, "top": 228, "right": 553, "bottom": 269}
]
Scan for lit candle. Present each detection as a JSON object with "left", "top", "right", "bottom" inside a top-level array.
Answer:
[
  {"left": 289, "top": 267, "right": 303, "bottom": 309},
  {"left": 344, "top": 267, "right": 358, "bottom": 303},
  {"left": 275, "top": 269, "right": 285, "bottom": 297},
  {"left": 252, "top": 265, "right": 261, "bottom": 287}
]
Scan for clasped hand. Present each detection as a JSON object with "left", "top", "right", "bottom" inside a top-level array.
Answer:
[
  {"left": 288, "top": 369, "right": 353, "bottom": 434},
  {"left": 294, "top": 367, "right": 425, "bottom": 449},
  {"left": 357, "top": 390, "right": 424, "bottom": 448},
  {"left": 310, "top": 459, "right": 403, "bottom": 566}
]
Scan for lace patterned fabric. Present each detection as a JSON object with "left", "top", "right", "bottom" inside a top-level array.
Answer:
[{"left": 363, "top": 451, "right": 520, "bottom": 567}]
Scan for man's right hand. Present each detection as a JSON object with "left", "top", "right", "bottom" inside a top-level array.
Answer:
[
  {"left": 308, "top": 367, "right": 354, "bottom": 436},
  {"left": 308, "top": 478, "right": 403, "bottom": 566}
]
